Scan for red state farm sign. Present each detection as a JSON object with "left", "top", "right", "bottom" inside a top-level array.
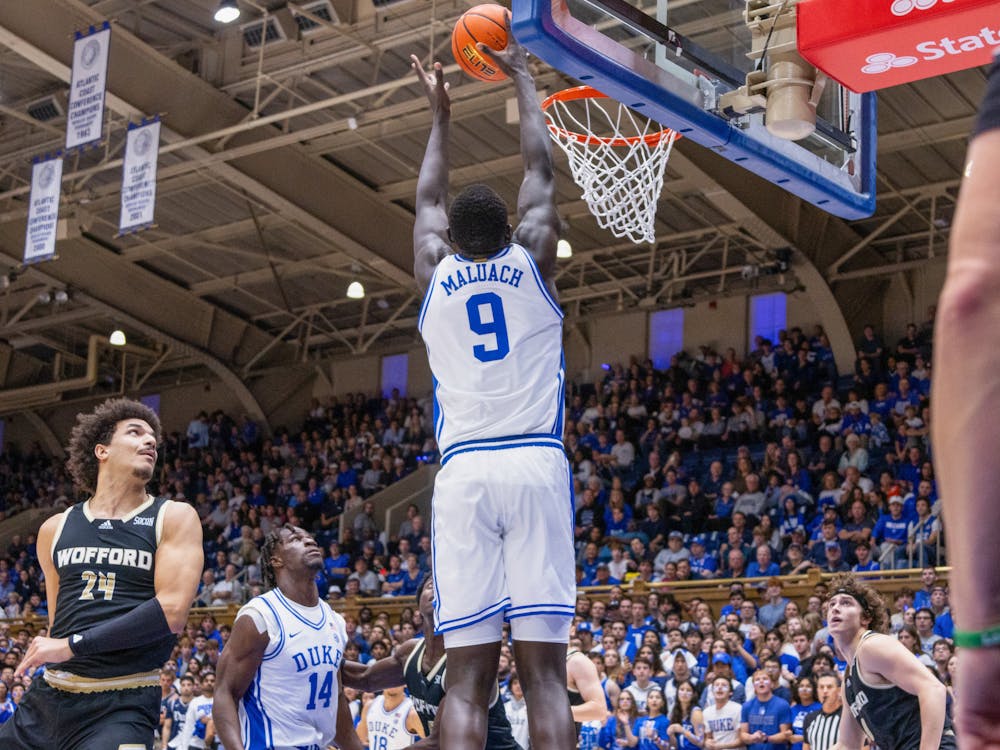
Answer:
[{"left": 797, "top": 0, "right": 998, "bottom": 93}]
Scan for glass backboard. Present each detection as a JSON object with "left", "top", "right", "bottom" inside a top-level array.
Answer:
[{"left": 512, "top": 0, "right": 877, "bottom": 219}]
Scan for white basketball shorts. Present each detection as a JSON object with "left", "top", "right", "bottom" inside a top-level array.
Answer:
[{"left": 430, "top": 444, "right": 576, "bottom": 646}]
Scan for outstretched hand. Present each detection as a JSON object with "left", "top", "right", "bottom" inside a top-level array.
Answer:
[
  {"left": 476, "top": 13, "right": 529, "bottom": 79},
  {"left": 410, "top": 55, "right": 450, "bottom": 116}
]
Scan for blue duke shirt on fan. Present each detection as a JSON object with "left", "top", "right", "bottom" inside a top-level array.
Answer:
[
  {"left": 235, "top": 588, "right": 347, "bottom": 750},
  {"left": 418, "top": 244, "right": 565, "bottom": 464}
]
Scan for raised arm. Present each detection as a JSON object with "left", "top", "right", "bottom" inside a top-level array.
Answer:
[
  {"left": 482, "top": 17, "right": 560, "bottom": 281},
  {"left": 212, "top": 613, "right": 269, "bottom": 750},
  {"left": 411, "top": 56, "right": 454, "bottom": 294},
  {"left": 932, "top": 57, "right": 1000, "bottom": 750}
]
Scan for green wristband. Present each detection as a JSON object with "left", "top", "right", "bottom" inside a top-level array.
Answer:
[{"left": 953, "top": 624, "right": 1000, "bottom": 648}]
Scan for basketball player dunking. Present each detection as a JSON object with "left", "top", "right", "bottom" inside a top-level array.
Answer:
[
  {"left": 0, "top": 398, "right": 203, "bottom": 750},
  {"left": 825, "top": 574, "right": 956, "bottom": 750},
  {"left": 213, "top": 525, "right": 362, "bottom": 750},
  {"left": 410, "top": 14, "right": 575, "bottom": 750},
  {"left": 343, "top": 576, "right": 522, "bottom": 749}
]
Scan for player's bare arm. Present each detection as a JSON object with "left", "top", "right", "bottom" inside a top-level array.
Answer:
[
  {"left": 568, "top": 650, "right": 610, "bottom": 723},
  {"left": 335, "top": 682, "right": 365, "bottom": 750},
  {"left": 407, "top": 703, "right": 427, "bottom": 738},
  {"left": 37, "top": 512, "right": 62, "bottom": 630},
  {"left": 829, "top": 682, "right": 867, "bottom": 750},
  {"left": 356, "top": 700, "right": 372, "bottom": 747},
  {"left": 212, "top": 612, "right": 270, "bottom": 750},
  {"left": 411, "top": 55, "right": 453, "bottom": 293},
  {"left": 857, "top": 634, "right": 947, "bottom": 750},
  {"left": 340, "top": 637, "right": 416, "bottom": 692},
  {"left": 482, "top": 16, "right": 560, "bottom": 281},
  {"left": 14, "top": 513, "right": 63, "bottom": 674},
  {"left": 154, "top": 501, "right": 205, "bottom": 629},
  {"left": 934, "top": 108, "right": 1000, "bottom": 750},
  {"left": 16, "top": 500, "right": 202, "bottom": 676}
]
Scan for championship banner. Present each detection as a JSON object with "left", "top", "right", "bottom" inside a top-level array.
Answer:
[
  {"left": 119, "top": 118, "right": 161, "bottom": 234},
  {"left": 66, "top": 22, "right": 111, "bottom": 150},
  {"left": 24, "top": 156, "right": 63, "bottom": 265}
]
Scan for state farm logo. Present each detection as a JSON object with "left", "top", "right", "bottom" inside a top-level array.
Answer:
[
  {"left": 862, "top": 52, "right": 918, "bottom": 74},
  {"left": 862, "top": 23, "right": 1000, "bottom": 74},
  {"left": 890, "top": 0, "right": 955, "bottom": 17}
]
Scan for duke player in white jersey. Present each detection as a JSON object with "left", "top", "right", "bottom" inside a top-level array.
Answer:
[
  {"left": 358, "top": 686, "right": 423, "bottom": 749},
  {"left": 213, "top": 525, "right": 362, "bottom": 750},
  {"left": 410, "top": 16, "right": 575, "bottom": 750}
]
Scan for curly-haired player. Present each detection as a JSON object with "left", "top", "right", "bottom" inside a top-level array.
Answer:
[
  {"left": 0, "top": 398, "right": 203, "bottom": 750},
  {"left": 825, "top": 574, "right": 955, "bottom": 750}
]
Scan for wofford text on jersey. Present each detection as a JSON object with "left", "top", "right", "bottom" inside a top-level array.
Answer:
[{"left": 56, "top": 546, "right": 153, "bottom": 570}]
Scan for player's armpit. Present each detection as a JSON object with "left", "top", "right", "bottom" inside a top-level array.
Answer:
[
  {"left": 154, "top": 501, "right": 204, "bottom": 630},
  {"left": 407, "top": 706, "right": 426, "bottom": 738}
]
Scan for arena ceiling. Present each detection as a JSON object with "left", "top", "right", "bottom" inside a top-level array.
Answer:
[{"left": 0, "top": 0, "right": 982, "bottom": 415}]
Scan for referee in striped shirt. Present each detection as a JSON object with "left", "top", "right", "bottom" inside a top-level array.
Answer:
[{"left": 802, "top": 672, "right": 841, "bottom": 750}]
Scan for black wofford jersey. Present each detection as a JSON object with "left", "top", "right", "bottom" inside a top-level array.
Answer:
[
  {"left": 844, "top": 631, "right": 956, "bottom": 750},
  {"left": 50, "top": 496, "right": 175, "bottom": 678},
  {"left": 403, "top": 639, "right": 520, "bottom": 750}
]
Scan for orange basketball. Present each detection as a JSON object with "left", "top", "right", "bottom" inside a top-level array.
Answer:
[{"left": 452, "top": 4, "right": 510, "bottom": 82}]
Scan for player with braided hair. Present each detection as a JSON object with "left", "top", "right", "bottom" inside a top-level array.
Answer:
[{"left": 213, "top": 525, "right": 362, "bottom": 750}]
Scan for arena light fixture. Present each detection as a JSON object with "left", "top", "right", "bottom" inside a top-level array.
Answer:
[
  {"left": 214, "top": 0, "right": 242, "bottom": 23},
  {"left": 556, "top": 239, "right": 573, "bottom": 258},
  {"left": 109, "top": 327, "right": 127, "bottom": 346},
  {"left": 346, "top": 280, "right": 365, "bottom": 299}
]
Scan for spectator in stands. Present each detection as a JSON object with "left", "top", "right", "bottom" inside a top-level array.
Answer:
[
  {"left": 348, "top": 557, "right": 380, "bottom": 597},
  {"left": 748, "top": 546, "right": 781, "bottom": 579},
  {"left": 906, "top": 497, "right": 940, "bottom": 568},
  {"left": 758, "top": 579, "right": 791, "bottom": 630},
  {"left": 837, "top": 434, "right": 869, "bottom": 476},
  {"left": 856, "top": 324, "right": 885, "bottom": 375},
  {"left": 873, "top": 495, "right": 909, "bottom": 568},
  {"left": 353, "top": 500, "right": 378, "bottom": 540},
  {"left": 187, "top": 411, "right": 210, "bottom": 449},
  {"left": 733, "top": 474, "right": 767, "bottom": 524},
  {"left": 851, "top": 541, "right": 880, "bottom": 573},
  {"left": 818, "top": 542, "right": 850, "bottom": 574},
  {"left": 210, "top": 563, "right": 243, "bottom": 606}
]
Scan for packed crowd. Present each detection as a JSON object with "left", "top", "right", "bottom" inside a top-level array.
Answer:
[
  {"left": 0, "top": 315, "right": 953, "bottom": 747},
  {"left": 148, "top": 569, "right": 958, "bottom": 749}
]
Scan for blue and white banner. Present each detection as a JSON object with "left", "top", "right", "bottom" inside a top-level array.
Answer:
[
  {"left": 24, "top": 156, "right": 63, "bottom": 265},
  {"left": 119, "top": 118, "right": 160, "bottom": 234},
  {"left": 66, "top": 23, "right": 111, "bottom": 150}
]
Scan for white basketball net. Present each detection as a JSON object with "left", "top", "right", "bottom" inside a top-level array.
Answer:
[{"left": 543, "top": 89, "right": 679, "bottom": 245}]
